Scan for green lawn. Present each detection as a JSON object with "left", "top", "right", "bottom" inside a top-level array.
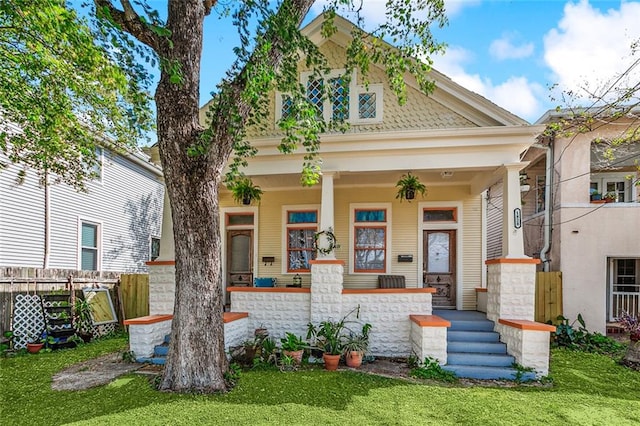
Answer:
[{"left": 1, "top": 338, "right": 639, "bottom": 425}]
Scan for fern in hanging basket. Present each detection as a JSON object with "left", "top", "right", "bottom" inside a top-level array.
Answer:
[
  {"left": 395, "top": 172, "right": 426, "bottom": 202},
  {"left": 228, "top": 176, "right": 263, "bottom": 205}
]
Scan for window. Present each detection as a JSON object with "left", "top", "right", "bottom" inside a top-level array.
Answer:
[
  {"left": 275, "top": 70, "right": 383, "bottom": 125},
  {"left": 353, "top": 208, "right": 388, "bottom": 273},
  {"left": 591, "top": 174, "right": 636, "bottom": 203},
  {"left": 150, "top": 237, "right": 161, "bottom": 261},
  {"left": 80, "top": 221, "right": 100, "bottom": 271},
  {"left": 423, "top": 208, "right": 457, "bottom": 222},
  {"left": 286, "top": 210, "right": 318, "bottom": 272},
  {"left": 605, "top": 180, "right": 626, "bottom": 202},
  {"left": 226, "top": 213, "right": 254, "bottom": 226}
]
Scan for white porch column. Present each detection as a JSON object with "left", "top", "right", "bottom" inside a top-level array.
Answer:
[
  {"left": 502, "top": 163, "right": 529, "bottom": 258},
  {"left": 318, "top": 172, "right": 337, "bottom": 260}
]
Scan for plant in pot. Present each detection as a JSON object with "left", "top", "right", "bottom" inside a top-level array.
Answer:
[
  {"left": 617, "top": 310, "right": 640, "bottom": 365},
  {"left": 306, "top": 319, "right": 345, "bottom": 371},
  {"left": 395, "top": 172, "right": 426, "bottom": 202},
  {"left": 343, "top": 323, "right": 372, "bottom": 368},
  {"left": 280, "top": 332, "right": 306, "bottom": 365},
  {"left": 74, "top": 298, "right": 94, "bottom": 342},
  {"left": 228, "top": 176, "right": 263, "bottom": 205},
  {"left": 25, "top": 332, "right": 46, "bottom": 353}
]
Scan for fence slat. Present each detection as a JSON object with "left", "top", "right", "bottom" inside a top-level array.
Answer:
[
  {"left": 120, "top": 274, "right": 149, "bottom": 320},
  {"left": 535, "top": 271, "right": 562, "bottom": 324}
]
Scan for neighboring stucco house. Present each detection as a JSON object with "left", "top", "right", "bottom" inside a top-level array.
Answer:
[
  {"left": 508, "top": 108, "right": 639, "bottom": 334},
  {"left": 0, "top": 145, "right": 164, "bottom": 273}
]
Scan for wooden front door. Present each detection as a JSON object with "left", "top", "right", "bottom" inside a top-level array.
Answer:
[
  {"left": 423, "top": 230, "right": 456, "bottom": 308},
  {"left": 227, "top": 230, "right": 253, "bottom": 287}
]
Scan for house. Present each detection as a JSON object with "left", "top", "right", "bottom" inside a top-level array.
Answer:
[
  {"left": 0, "top": 144, "right": 164, "bottom": 274},
  {"left": 512, "top": 108, "right": 640, "bottom": 334},
  {"left": 140, "top": 15, "right": 555, "bottom": 378}
]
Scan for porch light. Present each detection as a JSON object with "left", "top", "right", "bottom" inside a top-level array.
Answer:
[{"left": 440, "top": 171, "right": 454, "bottom": 178}]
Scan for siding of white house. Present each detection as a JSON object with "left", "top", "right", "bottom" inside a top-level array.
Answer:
[{"left": 0, "top": 149, "right": 164, "bottom": 272}]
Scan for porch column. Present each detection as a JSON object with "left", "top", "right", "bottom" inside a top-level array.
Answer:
[
  {"left": 318, "top": 172, "right": 337, "bottom": 260},
  {"left": 502, "top": 163, "right": 528, "bottom": 258}
]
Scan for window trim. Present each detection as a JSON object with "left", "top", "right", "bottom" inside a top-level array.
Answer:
[
  {"left": 282, "top": 205, "right": 320, "bottom": 274},
  {"left": 349, "top": 203, "right": 391, "bottom": 275},
  {"left": 423, "top": 207, "right": 458, "bottom": 223},
  {"left": 77, "top": 218, "right": 102, "bottom": 271}
]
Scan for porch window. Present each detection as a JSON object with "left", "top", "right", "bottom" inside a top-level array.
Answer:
[
  {"left": 353, "top": 208, "right": 387, "bottom": 273},
  {"left": 423, "top": 208, "right": 457, "bottom": 222},
  {"left": 286, "top": 210, "right": 317, "bottom": 272}
]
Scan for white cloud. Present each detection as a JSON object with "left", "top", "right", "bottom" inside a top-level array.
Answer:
[
  {"left": 489, "top": 32, "right": 534, "bottom": 60},
  {"left": 543, "top": 0, "right": 640, "bottom": 101},
  {"left": 432, "top": 46, "right": 544, "bottom": 121}
]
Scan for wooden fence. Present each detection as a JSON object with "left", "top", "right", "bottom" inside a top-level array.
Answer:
[
  {"left": 535, "top": 271, "right": 563, "bottom": 324},
  {"left": 120, "top": 274, "right": 149, "bottom": 320}
]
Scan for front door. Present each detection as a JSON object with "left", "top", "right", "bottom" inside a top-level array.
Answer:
[
  {"left": 424, "top": 230, "right": 456, "bottom": 308},
  {"left": 227, "top": 230, "right": 253, "bottom": 288}
]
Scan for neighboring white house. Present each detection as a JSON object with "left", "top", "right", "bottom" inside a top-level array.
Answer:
[
  {"left": 489, "top": 108, "right": 640, "bottom": 334},
  {"left": 0, "top": 146, "right": 164, "bottom": 273}
]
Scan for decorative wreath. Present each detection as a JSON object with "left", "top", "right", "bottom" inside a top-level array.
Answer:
[{"left": 314, "top": 228, "right": 340, "bottom": 255}]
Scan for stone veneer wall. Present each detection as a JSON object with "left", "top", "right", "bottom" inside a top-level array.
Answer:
[
  {"left": 496, "top": 320, "right": 555, "bottom": 376},
  {"left": 410, "top": 322, "right": 448, "bottom": 364},
  {"left": 148, "top": 263, "right": 176, "bottom": 316},
  {"left": 486, "top": 260, "right": 537, "bottom": 323},
  {"left": 342, "top": 291, "right": 433, "bottom": 357},
  {"left": 229, "top": 289, "right": 311, "bottom": 339}
]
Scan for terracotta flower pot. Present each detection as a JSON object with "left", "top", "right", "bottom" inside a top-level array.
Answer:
[
  {"left": 26, "top": 343, "right": 44, "bottom": 354},
  {"left": 322, "top": 353, "right": 341, "bottom": 371},
  {"left": 283, "top": 349, "right": 304, "bottom": 365},
  {"left": 345, "top": 351, "right": 363, "bottom": 368}
]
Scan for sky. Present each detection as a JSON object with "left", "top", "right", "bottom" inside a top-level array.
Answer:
[{"left": 194, "top": 0, "right": 640, "bottom": 124}]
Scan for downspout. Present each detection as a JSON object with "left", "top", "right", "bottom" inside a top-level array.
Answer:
[
  {"left": 43, "top": 170, "right": 50, "bottom": 269},
  {"left": 534, "top": 141, "right": 553, "bottom": 272}
]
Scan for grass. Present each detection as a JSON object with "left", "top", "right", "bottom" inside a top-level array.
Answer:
[{"left": 1, "top": 339, "right": 639, "bottom": 425}]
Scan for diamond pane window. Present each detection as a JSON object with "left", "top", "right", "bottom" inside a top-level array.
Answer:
[
  {"left": 286, "top": 210, "right": 318, "bottom": 272},
  {"left": 358, "top": 92, "right": 376, "bottom": 119},
  {"left": 307, "top": 78, "right": 324, "bottom": 117},
  {"left": 330, "top": 77, "right": 349, "bottom": 120},
  {"left": 281, "top": 95, "right": 293, "bottom": 120}
]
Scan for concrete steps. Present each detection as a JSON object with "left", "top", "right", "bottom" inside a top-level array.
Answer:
[
  {"left": 135, "top": 334, "right": 169, "bottom": 365},
  {"left": 435, "top": 310, "right": 536, "bottom": 381}
]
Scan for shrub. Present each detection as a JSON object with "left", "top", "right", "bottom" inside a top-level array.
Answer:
[{"left": 552, "top": 314, "right": 625, "bottom": 356}]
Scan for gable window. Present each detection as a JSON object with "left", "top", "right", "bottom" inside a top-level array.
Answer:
[
  {"left": 79, "top": 221, "right": 101, "bottom": 271},
  {"left": 286, "top": 210, "right": 318, "bottom": 272},
  {"left": 353, "top": 208, "right": 388, "bottom": 273},
  {"left": 276, "top": 69, "right": 383, "bottom": 125}
]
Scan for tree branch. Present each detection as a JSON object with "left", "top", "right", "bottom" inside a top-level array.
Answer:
[{"left": 94, "top": 0, "right": 163, "bottom": 52}]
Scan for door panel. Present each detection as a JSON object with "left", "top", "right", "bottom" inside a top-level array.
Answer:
[
  {"left": 227, "top": 230, "right": 253, "bottom": 287},
  {"left": 424, "top": 230, "right": 456, "bottom": 308}
]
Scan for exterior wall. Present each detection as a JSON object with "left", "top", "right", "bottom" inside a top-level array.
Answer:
[
  {"left": 220, "top": 185, "right": 483, "bottom": 310},
  {"left": 486, "top": 182, "right": 503, "bottom": 260},
  {"left": 495, "top": 322, "right": 553, "bottom": 376},
  {"left": 486, "top": 261, "right": 537, "bottom": 323},
  {"left": 148, "top": 263, "right": 176, "bottom": 315},
  {"left": 127, "top": 316, "right": 172, "bottom": 358},
  {"left": 410, "top": 322, "right": 448, "bottom": 364},
  {"left": 0, "top": 150, "right": 163, "bottom": 272}
]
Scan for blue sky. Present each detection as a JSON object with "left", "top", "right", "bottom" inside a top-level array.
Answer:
[{"left": 193, "top": 0, "right": 640, "bottom": 124}]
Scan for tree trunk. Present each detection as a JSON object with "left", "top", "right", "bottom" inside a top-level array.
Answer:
[{"left": 154, "top": 1, "right": 230, "bottom": 393}]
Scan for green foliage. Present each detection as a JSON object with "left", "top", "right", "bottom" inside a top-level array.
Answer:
[
  {"left": 409, "top": 356, "right": 457, "bottom": 383},
  {"left": 224, "top": 363, "right": 242, "bottom": 388},
  {"left": 395, "top": 172, "right": 427, "bottom": 201},
  {"left": 552, "top": 314, "right": 626, "bottom": 356},
  {"left": 280, "top": 332, "right": 306, "bottom": 351},
  {"left": 226, "top": 175, "right": 263, "bottom": 205},
  {"left": 307, "top": 307, "right": 372, "bottom": 356},
  {"left": 0, "top": 0, "right": 154, "bottom": 190}
]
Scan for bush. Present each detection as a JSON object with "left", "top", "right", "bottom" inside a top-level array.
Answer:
[
  {"left": 409, "top": 356, "right": 457, "bottom": 382},
  {"left": 552, "top": 314, "right": 625, "bottom": 356}
]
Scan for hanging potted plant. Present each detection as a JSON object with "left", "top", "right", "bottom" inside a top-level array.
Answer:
[
  {"left": 395, "top": 172, "right": 426, "bottom": 202},
  {"left": 228, "top": 176, "right": 263, "bottom": 205}
]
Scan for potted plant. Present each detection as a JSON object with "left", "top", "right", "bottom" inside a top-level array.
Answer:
[
  {"left": 307, "top": 319, "right": 345, "bottom": 370},
  {"left": 280, "top": 332, "right": 306, "bottom": 365},
  {"left": 25, "top": 332, "right": 45, "bottom": 353},
  {"left": 228, "top": 176, "right": 263, "bottom": 205},
  {"left": 343, "top": 323, "right": 372, "bottom": 368},
  {"left": 74, "top": 298, "right": 94, "bottom": 343},
  {"left": 604, "top": 191, "right": 617, "bottom": 203},
  {"left": 395, "top": 172, "right": 426, "bottom": 202},
  {"left": 617, "top": 310, "right": 640, "bottom": 364}
]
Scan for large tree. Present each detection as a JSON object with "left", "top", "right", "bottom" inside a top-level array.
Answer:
[{"left": 2, "top": 0, "right": 448, "bottom": 392}]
